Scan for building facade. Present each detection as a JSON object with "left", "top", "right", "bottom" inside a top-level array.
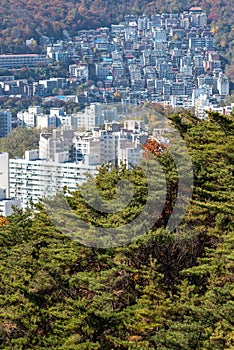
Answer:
[
  {"left": 9, "top": 150, "right": 98, "bottom": 208},
  {"left": 0, "top": 153, "right": 9, "bottom": 196},
  {"left": 0, "top": 188, "right": 21, "bottom": 216},
  {"left": 0, "top": 54, "right": 47, "bottom": 69},
  {"left": 0, "top": 110, "right": 12, "bottom": 138}
]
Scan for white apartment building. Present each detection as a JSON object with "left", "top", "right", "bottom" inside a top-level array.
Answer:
[
  {"left": 98, "top": 129, "right": 117, "bottom": 164},
  {"left": 117, "top": 138, "right": 144, "bottom": 167},
  {"left": 0, "top": 153, "right": 21, "bottom": 215},
  {"left": 76, "top": 103, "right": 104, "bottom": 129},
  {"left": 9, "top": 150, "right": 98, "bottom": 209},
  {"left": 73, "top": 132, "right": 101, "bottom": 165},
  {"left": 69, "top": 63, "right": 89, "bottom": 81},
  {"left": 205, "top": 103, "right": 234, "bottom": 116},
  {"left": 0, "top": 110, "right": 12, "bottom": 138},
  {"left": 50, "top": 107, "right": 65, "bottom": 118},
  {"left": 73, "top": 129, "right": 117, "bottom": 165},
  {"left": 37, "top": 114, "right": 57, "bottom": 129},
  {"left": 0, "top": 188, "right": 21, "bottom": 216},
  {"left": 195, "top": 93, "right": 234, "bottom": 118},
  {"left": 0, "top": 152, "right": 9, "bottom": 196},
  {"left": 192, "top": 85, "right": 212, "bottom": 106},
  {"left": 18, "top": 105, "right": 118, "bottom": 131},
  {"left": 17, "top": 106, "right": 42, "bottom": 128},
  {"left": 39, "top": 129, "right": 74, "bottom": 162},
  {"left": 7, "top": 117, "right": 149, "bottom": 209},
  {"left": 73, "top": 122, "right": 147, "bottom": 167},
  {"left": 217, "top": 73, "right": 229, "bottom": 95},
  {"left": 195, "top": 93, "right": 211, "bottom": 118}
]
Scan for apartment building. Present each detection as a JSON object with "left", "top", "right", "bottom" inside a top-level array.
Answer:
[
  {"left": 0, "top": 153, "right": 9, "bottom": 196},
  {"left": 76, "top": 103, "right": 104, "bottom": 129},
  {"left": 73, "top": 128, "right": 118, "bottom": 165},
  {"left": 9, "top": 150, "right": 98, "bottom": 208},
  {"left": 73, "top": 132, "right": 101, "bottom": 165},
  {"left": 0, "top": 110, "right": 12, "bottom": 137},
  {"left": 217, "top": 73, "right": 229, "bottom": 95},
  {"left": 0, "top": 188, "right": 21, "bottom": 216},
  {"left": 0, "top": 54, "right": 47, "bottom": 69},
  {"left": 7, "top": 114, "right": 149, "bottom": 209},
  {"left": 39, "top": 129, "right": 74, "bottom": 162},
  {"left": 0, "top": 153, "right": 21, "bottom": 215},
  {"left": 69, "top": 63, "right": 89, "bottom": 82},
  {"left": 17, "top": 106, "right": 41, "bottom": 128}
]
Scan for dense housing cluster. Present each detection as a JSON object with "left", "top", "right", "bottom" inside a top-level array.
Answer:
[{"left": 0, "top": 7, "right": 231, "bottom": 119}]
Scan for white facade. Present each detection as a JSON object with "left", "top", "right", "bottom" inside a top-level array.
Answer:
[
  {"left": 76, "top": 103, "right": 104, "bottom": 130},
  {"left": 0, "top": 196, "right": 21, "bottom": 216},
  {"left": 73, "top": 104, "right": 119, "bottom": 130},
  {"left": 217, "top": 73, "right": 229, "bottom": 95},
  {"left": 28, "top": 106, "right": 42, "bottom": 115},
  {"left": 50, "top": 107, "right": 65, "bottom": 118},
  {"left": 17, "top": 110, "right": 37, "bottom": 128},
  {"left": 39, "top": 129, "right": 74, "bottom": 162},
  {"left": 124, "top": 120, "right": 145, "bottom": 132},
  {"left": 73, "top": 133, "right": 101, "bottom": 165},
  {"left": 73, "top": 129, "right": 117, "bottom": 165},
  {"left": 9, "top": 156, "right": 98, "bottom": 209},
  {"left": 0, "top": 187, "right": 21, "bottom": 216},
  {"left": 69, "top": 63, "right": 89, "bottom": 81},
  {"left": 7, "top": 115, "right": 149, "bottom": 209},
  {"left": 99, "top": 130, "right": 117, "bottom": 164},
  {"left": 192, "top": 85, "right": 212, "bottom": 106},
  {"left": 37, "top": 115, "right": 57, "bottom": 129},
  {"left": 73, "top": 124, "right": 147, "bottom": 167},
  {"left": 17, "top": 106, "right": 42, "bottom": 128},
  {"left": 117, "top": 139, "right": 144, "bottom": 167},
  {"left": 0, "top": 153, "right": 9, "bottom": 196},
  {"left": 195, "top": 93, "right": 211, "bottom": 118}
]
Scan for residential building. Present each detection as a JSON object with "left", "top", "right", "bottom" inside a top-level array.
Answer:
[
  {"left": 217, "top": 73, "right": 229, "bottom": 95},
  {"left": 0, "top": 188, "right": 21, "bottom": 216},
  {"left": 69, "top": 63, "right": 89, "bottom": 82},
  {"left": 0, "top": 110, "right": 11, "bottom": 137},
  {"left": 17, "top": 106, "right": 41, "bottom": 128},
  {"left": 0, "top": 153, "right": 9, "bottom": 196},
  {"left": 0, "top": 54, "right": 47, "bottom": 69},
  {"left": 76, "top": 103, "right": 104, "bottom": 129},
  {"left": 39, "top": 129, "right": 74, "bottom": 162},
  {"left": 37, "top": 115, "right": 57, "bottom": 129},
  {"left": 9, "top": 150, "right": 98, "bottom": 209}
]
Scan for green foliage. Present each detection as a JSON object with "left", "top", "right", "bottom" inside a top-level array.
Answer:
[
  {"left": 0, "top": 111, "right": 234, "bottom": 349},
  {"left": 0, "top": 127, "right": 40, "bottom": 158},
  {"left": 11, "top": 63, "right": 68, "bottom": 81}
]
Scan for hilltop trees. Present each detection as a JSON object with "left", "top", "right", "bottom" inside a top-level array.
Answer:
[
  {"left": 0, "top": 127, "right": 40, "bottom": 158},
  {"left": 0, "top": 110, "right": 233, "bottom": 349}
]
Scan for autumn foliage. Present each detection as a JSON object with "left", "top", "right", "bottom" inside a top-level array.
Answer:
[
  {"left": 0, "top": 0, "right": 232, "bottom": 65},
  {"left": 0, "top": 217, "right": 9, "bottom": 226},
  {"left": 143, "top": 137, "right": 167, "bottom": 159}
]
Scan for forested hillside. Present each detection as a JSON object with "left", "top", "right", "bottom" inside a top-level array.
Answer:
[{"left": 0, "top": 110, "right": 233, "bottom": 349}]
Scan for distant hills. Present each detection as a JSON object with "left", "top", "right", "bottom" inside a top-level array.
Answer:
[{"left": 0, "top": 0, "right": 233, "bottom": 80}]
